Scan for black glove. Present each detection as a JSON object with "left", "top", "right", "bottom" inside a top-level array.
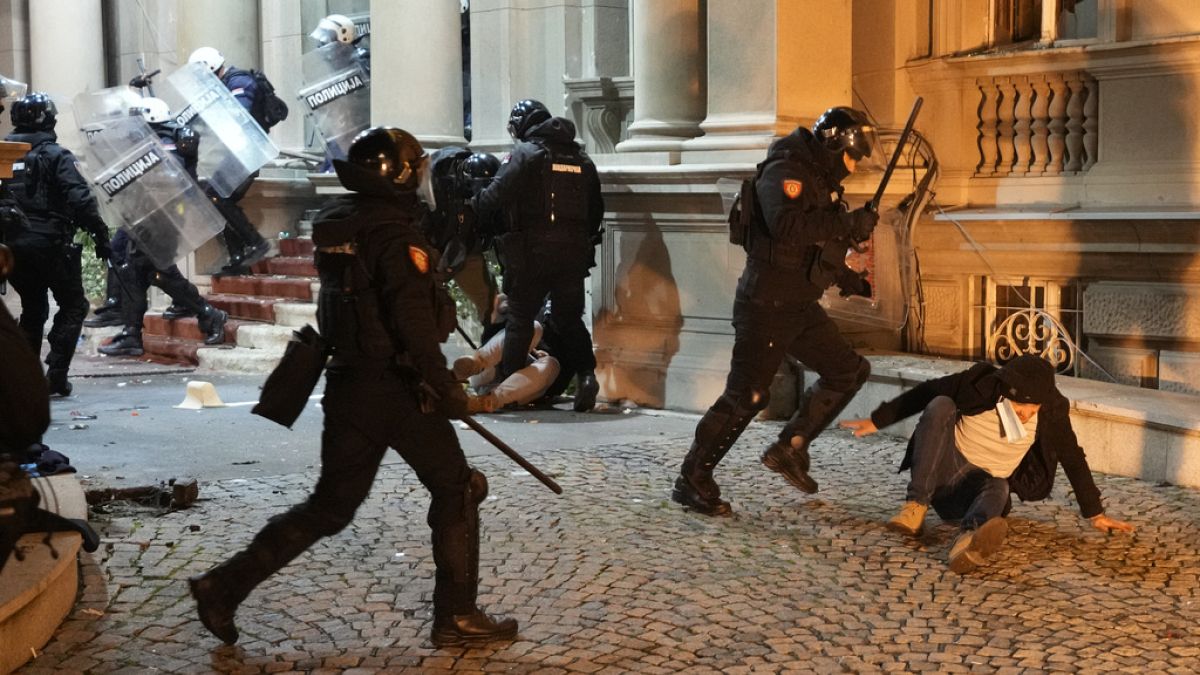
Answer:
[
  {"left": 837, "top": 268, "right": 872, "bottom": 298},
  {"left": 94, "top": 240, "right": 113, "bottom": 262},
  {"left": 434, "top": 381, "right": 470, "bottom": 419},
  {"left": 846, "top": 207, "right": 879, "bottom": 243}
]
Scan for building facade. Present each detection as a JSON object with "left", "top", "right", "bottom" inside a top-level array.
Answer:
[{"left": 2, "top": 0, "right": 1198, "bottom": 410}]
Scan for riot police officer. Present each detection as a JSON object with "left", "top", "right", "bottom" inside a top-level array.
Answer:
[
  {"left": 189, "top": 127, "right": 516, "bottom": 648},
  {"left": 99, "top": 98, "right": 227, "bottom": 357},
  {"left": 309, "top": 13, "right": 371, "bottom": 74},
  {"left": 672, "top": 107, "right": 880, "bottom": 517},
  {"left": 4, "top": 93, "right": 112, "bottom": 396},
  {"left": 423, "top": 148, "right": 502, "bottom": 329},
  {"left": 472, "top": 99, "right": 604, "bottom": 412},
  {"left": 187, "top": 47, "right": 272, "bottom": 276}
]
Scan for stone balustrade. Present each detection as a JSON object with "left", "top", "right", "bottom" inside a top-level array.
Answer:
[{"left": 975, "top": 71, "right": 1098, "bottom": 177}]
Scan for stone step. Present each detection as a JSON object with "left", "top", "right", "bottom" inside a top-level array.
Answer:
[
  {"left": 197, "top": 345, "right": 284, "bottom": 374},
  {"left": 142, "top": 313, "right": 249, "bottom": 344},
  {"left": 141, "top": 334, "right": 204, "bottom": 365},
  {"left": 234, "top": 323, "right": 297, "bottom": 351},
  {"left": 253, "top": 256, "right": 317, "bottom": 277},
  {"left": 206, "top": 293, "right": 280, "bottom": 323},
  {"left": 211, "top": 274, "right": 315, "bottom": 301},
  {"left": 273, "top": 302, "right": 318, "bottom": 328},
  {"left": 278, "top": 237, "right": 314, "bottom": 257}
]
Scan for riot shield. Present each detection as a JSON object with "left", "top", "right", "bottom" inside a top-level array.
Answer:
[
  {"left": 298, "top": 42, "right": 370, "bottom": 160},
  {"left": 159, "top": 62, "right": 278, "bottom": 198},
  {"left": 73, "top": 87, "right": 145, "bottom": 144},
  {"left": 0, "top": 74, "right": 28, "bottom": 103},
  {"left": 819, "top": 208, "right": 913, "bottom": 332},
  {"left": 74, "top": 112, "right": 225, "bottom": 269}
]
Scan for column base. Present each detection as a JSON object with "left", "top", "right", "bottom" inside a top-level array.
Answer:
[{"left": 415, "top": 134, "right": 471, "bottom": 150}]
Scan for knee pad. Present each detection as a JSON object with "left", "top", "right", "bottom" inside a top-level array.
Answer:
[
  {"left": 725, "top": 387, "right": 770, "bottom": 416},
  {"left": 467, "top": 468, "right": 488, "bottom": 505},
  {"left": 853, "top": 358, "right": 871, "bottom": 388}
]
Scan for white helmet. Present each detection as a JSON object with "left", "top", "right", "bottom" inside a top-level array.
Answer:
[
  {"left": 310, "top": 14, "right": 356, "bottom": 45},
  {"left": 188, "top": 46, "right": 225, "bottom": 73},
  {"left": 135, "top": 97, "right": 171, "bottom": 124}
]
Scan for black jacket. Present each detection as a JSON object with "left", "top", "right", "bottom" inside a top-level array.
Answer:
[
  {"left": 0, "top": 302, "right": 50, "bottom": 453},
  {"left": 3, "top": 129, "right": 109, "bottom": 249},
  {"left": 743, "top": 127, "right": 859, "bottom": 302},
  {"left": 473, "top": 117, "right": 603, "bottom": 246},
  {"left": 870, "top": 362, "right": 1104, "bottom": 518},
  {"left": 311, "top": 193, "right": 466, "bottom": 419}
]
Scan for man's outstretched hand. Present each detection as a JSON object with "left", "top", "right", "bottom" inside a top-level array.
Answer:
[
  {"left": 839, "top": 418, "right": 878, "bottom": 437},
  {"left": 1090, "top": 513, "right": 1135, "bottom": 534}
]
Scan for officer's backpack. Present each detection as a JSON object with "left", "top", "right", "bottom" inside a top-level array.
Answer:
[
  {"left": 727, "top": 174, "right": 765, "bottom": 249},
  {"left": 238, "top": 69, "right": 289, "bottom": 131}
]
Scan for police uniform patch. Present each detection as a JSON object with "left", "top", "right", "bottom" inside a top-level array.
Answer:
[
  {"left": 783, "top": 179, "right": 803, "bottom": 199},
  {"left": 408, "top": 245, "right": 430, "bottom": 274}
]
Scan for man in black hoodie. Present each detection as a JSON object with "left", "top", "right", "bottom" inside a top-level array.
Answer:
[
  {"left": 188, "top": 127, "right": 516, "bottom": 648},
  {"left": 472, "top": 99, "right": 605, "bottom": 412},
  {"left": 841, "top": 355, "right": 1134, "bottom": 573},
  {"left": 672, "top": 107, "right": 880, "bottom": 517},
  {"left": 4, "top": 93, "right": 113, "bottom": 396}
]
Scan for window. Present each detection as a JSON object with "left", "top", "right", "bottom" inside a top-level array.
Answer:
[
  {"left": 993, "top": 0, "right": 1043, "bottom": 46},
  {"left": 978, "top": 278, "right": 1081, "bottom": 374},
  {"left": 1056, "top": 0, "right": 1098, "bottom": 40}
]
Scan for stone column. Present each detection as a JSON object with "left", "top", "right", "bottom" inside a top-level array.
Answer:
[
  {"left": 28, "top": 0, "right": 105, "bottom": 152},
  {"left": 260, "top": 0, "right": 306, "bottom": 152},
  {"left": 684, "top": 0, "right": 852, "bottom": 154},
  {"left": 371, "top": 0, "right": 464, "bottom": 148},
  {"left": 614, "top": 0, "right": 705, "bottom": 153},
  {"left": 0, "top": 1, "right": 31, "bottom": 139}
]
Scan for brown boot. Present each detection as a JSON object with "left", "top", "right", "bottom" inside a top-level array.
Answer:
[
  {"left": 431, "top": 609, "right": 518, "bottom": 647},
  {"left": 948, "top": 517, "right": 1008, "bottom": 574},
  {"left": 887, "top": 501, "right": 929, "bottom": 537}
]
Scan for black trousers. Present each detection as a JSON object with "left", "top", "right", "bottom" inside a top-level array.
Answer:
[
  {"left": 501, "top": 241, "right": 595, "bottom": 379},
  {"left": 211, "top": 366, "right": 479, "bottom": 616},
  {"left": 210, "top": 176, "right": 264, "bottom": 257},
  {"left": 118, "top": 247, "right": 207, "bottom": 332},
  {"left": 7, "top": 243, "right": 88, "bottom": 371}
]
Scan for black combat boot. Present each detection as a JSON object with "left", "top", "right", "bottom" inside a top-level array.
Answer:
[
  {"left": 198, "top": 306, "right": 228, "bottom": 345},
  {"left": 188, "top": 572, "right": 242, "bottom": 645},
  {"left": 671, "top": 394, "right": 758, "bottom": 516},
  {"left": 46, "top": 368, "right": 72, "bottom": 397},
  {"left": 573, "top": 371, "right": 599, "bottom": 412},
  {"left": 161, "top": 303, "right": 195, "bottom": 320},
  {"left": 430, "top": 469, "right": 518, "bottom": 647},
  {"left": 99, "top": 328, "right": 144, "bottom": 357},
  {"left": 761, "top": 385, "right": 859, "bottom": 495},
  {"left": 85, "top": 269, "right": 124, "bottom": 327},
  {"left": 672, "top": 442, "right": 732, "bottom": 517}
]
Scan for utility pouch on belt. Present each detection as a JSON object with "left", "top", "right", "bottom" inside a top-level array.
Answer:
[{"left": 252, "top": 324, "right": 329, "bottom": 428}]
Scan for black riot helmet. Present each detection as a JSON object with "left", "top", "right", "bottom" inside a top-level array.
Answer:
[
  {"left": 10, "top": 92, "right": 58, "bottom": 131},
  {"left": 334, "top": 126, "right": 427, "bottom": 195},
  {"left": 458, "top": 152, "right": 501, "bottom": 196},
  {"left": 812, "top": 107, "right": 877, "bottom": 161},
  {"left": 507, "top": 99, "right": 551, "bottom": 141}
]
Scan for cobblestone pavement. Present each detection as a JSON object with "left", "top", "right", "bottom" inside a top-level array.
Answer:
[{"left": 19, "top": 417, "right": 1200, "bottom": 673}]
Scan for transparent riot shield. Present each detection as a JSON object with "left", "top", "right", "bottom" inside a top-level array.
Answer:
[
  {"left": 75, "top": 114, "right": 225, "bottom": 269},
  {"left": 1, "top": 74, "right": 28, "bottom": 103},
  {"left": 73, "top": 87, "right": 145, "bottom": 145},
  {"left": 298, "top": 42, "right": 370, "bottom": 160},
  {"left": 819, "top": 208, "right": 914, "bottom": 332},
  {"left": 159, "top": 62, "right": 278, "bottom": 198}
]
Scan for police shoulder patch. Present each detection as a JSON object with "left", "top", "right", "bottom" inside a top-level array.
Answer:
[
  {"left": 782, "top": 179, "right": 804, "bottom": 200},
  {"left": 408, "top": 245, "right": 430, "bottom": 274}
]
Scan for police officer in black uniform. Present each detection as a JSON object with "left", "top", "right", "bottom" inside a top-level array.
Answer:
[
  {"left": 188, "top": 127, "right": 516, "bottom": 648},
  {"left": 672, "top": 107, "right": 880, "bottom": 516},
  {"left": 99, "top": 99, "right": 228, "bottom": 356},
  {"left": 473, "top": 99, "right": 604, "bottom": 412},
  {"left": 4, "top": 93, "right": 113, "bottom": 396}
]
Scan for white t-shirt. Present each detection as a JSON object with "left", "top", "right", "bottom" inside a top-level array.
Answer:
[{"left": 954, "top": 400, "right": 1039, "bottom": 479}]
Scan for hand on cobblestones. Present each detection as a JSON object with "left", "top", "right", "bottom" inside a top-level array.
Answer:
[
  {"left": 1090, "top": 513, "right": 1135, "bottom": 533},
  {"left": 840, "top": 418, "right": 878, "bottom": 437},
  {"left": 467, "top": 393, "right": 498, "bottom": 414}
]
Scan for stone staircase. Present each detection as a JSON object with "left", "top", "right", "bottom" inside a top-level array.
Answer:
[{"left": 137, "top": 235, "right": 318, "bottom": 373}]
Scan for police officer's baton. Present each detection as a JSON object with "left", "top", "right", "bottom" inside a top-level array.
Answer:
[
  {"left": 456, "top": 324, "right": 479, "bottom": 351},
  {"left": 459, "top": 415, "right": 563, "bottom": 494},
  {"left": 867, "top": 96, "right": 924, "bottom": 214}
]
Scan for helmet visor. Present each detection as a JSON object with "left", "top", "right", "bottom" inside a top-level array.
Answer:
[
  {"left": 415, "top": 154, "right": 437, "bottom": 211},
  {"left": 309, "top": 25, "right": 340, "bottom": 44},
  {"left": 0, "top": 75, "right": 28, "bottom": 102}
]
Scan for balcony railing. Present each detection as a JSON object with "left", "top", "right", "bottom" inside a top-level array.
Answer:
[{"left": 975, "top": 71, "right": 1098, "bottom": 177}]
